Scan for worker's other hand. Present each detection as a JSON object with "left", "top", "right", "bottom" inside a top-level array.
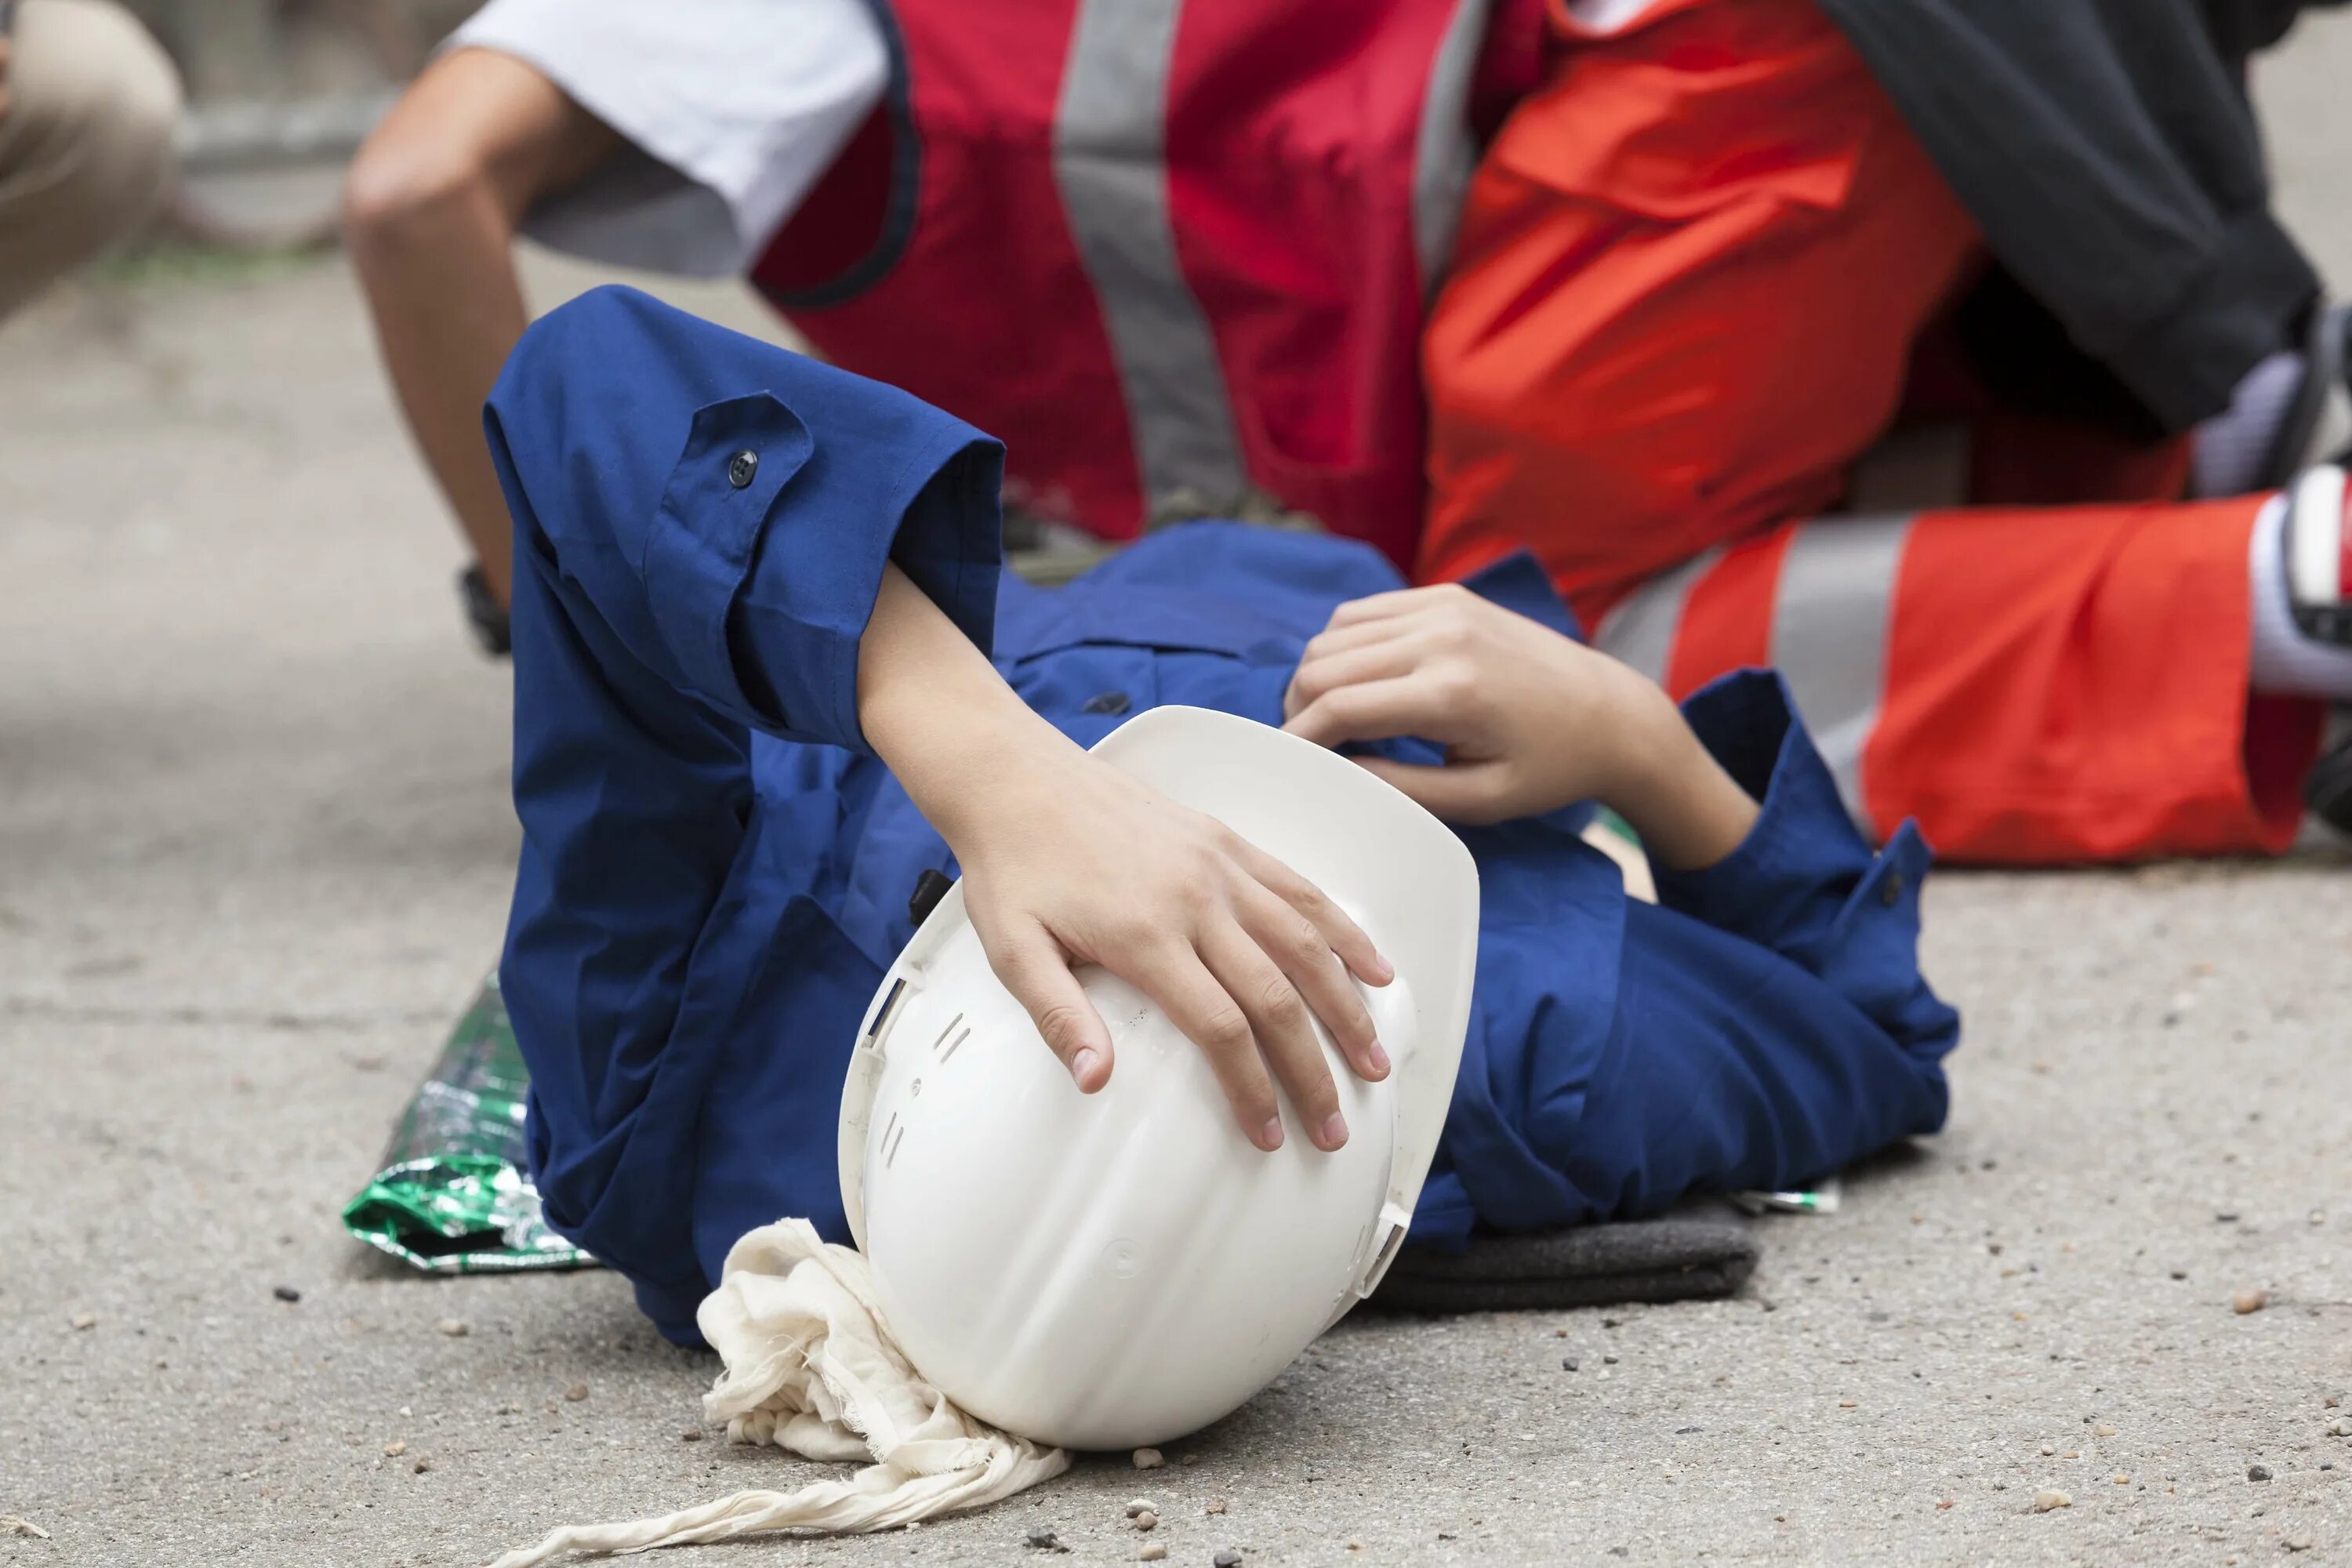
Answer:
[
  {"left": 942, "top": 742, "right": 1392, "bottom": 1154},
  {"left": 1283, "top": 583, "right": 1675, "bottom": 826}
]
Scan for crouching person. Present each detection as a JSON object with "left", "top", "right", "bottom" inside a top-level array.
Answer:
[{"left": 487, "top": 286, "right": 1962, "bottom": 1345}]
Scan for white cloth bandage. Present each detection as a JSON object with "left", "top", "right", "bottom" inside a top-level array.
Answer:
[{"left": 485, "top": 1220, "right": 1069, "bottom": 1568}]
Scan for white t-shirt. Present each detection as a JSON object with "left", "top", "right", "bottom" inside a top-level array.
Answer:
[{"left": 448, "top": 0, "right": 888, "bottom": 278}]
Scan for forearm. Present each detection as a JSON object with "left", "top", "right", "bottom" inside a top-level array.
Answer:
[{"left": 857, "top": 562, "right": 1076, "bottom": 848}]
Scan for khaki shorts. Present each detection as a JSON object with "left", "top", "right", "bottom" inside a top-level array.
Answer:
[{"left": 0, "top": 0, "right": 180, "bottom": 321}]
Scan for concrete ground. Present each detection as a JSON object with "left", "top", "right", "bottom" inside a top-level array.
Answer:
[{"left": 7, "top": 21, "right": 2352, "bottom": 1568}]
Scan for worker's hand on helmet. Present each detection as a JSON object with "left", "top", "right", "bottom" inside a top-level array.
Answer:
[
  {"left": 1283, "top": 583, "right": 1676, "bottom": 826},
  {"left": 938, "top": 741, "right": 1393, "bottom": 1154}
]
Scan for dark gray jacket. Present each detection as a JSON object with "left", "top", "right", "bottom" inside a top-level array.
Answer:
[{"left": 1817, "top": 0, "right": 2343, "bottom": 435}]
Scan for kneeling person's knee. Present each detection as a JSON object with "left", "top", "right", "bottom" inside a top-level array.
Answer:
[{"left": 341, "top": 124, "right": 497, "bottom": 256}]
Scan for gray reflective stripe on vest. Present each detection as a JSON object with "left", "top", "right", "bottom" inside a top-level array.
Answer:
[
  {"left": 1769, "top": 516, "right": 1911, "bottom": 822},
  {"left": 1054, "top": 0, "right": 1249, "bottom": 517},
  {"left": 1413, "top": 0, "right": 1490, "bottom": 293},
  {"left": 1595, "top": 547, "right": 1719, "bottom": 686}
]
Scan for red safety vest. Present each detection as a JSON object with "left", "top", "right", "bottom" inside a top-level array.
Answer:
[{"left": 751, "top": 0, "right": 1542, "bottom": 568}]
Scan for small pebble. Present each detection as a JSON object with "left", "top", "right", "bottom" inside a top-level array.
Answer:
[
  {"left": 437, "top": 1318, "right": 470, "bottom": 1338},
  {"left": 2216, "top": 1210, "right": 2241, "bottom": 1223},
  {"left": 1206, "top": 1498, "right": 1228, "bottom": 1515},
  {"left": 2040, "top": 1444, "right": 2056, "bottom": 1457},
  {"left": 2170, "top": 1270, "right": 2188, "bottom": 1281},
  {"left": 2328, "top": 1417, "right": 2352, "bottom": 1437},
  {"left": 70, "top": 1312, "right": 96, "bottom": 1331},
  {"left": 1025, "top": 1527, "right": 1059, "bottom": 1549},
  {"left": 1554, "top": 1328, "right": 1567, "bottom": 1338},
  {"left": 564, "top": 1384, "right": 589, "bottom": 1402},
  {"left": 2233, "top": 1289, "right": 2268, "bottom": 1315},
  {"left": 2248, "top": 1465, "right": 2272, "bottom": 1482},
  {"left": 1133, "top": 1510, "right": 1158, "bottom": 1532},
  {"left": 1838, "top": 1399, "right": 1858, "bottom": 1410},
  {"left": 1131, "top": 1447, "right": 1165, "bottom": 1470},
  {"left": 2111, "top": 1475, "right": 2129, "bottom": 1485},
  {"left": 1138, "top": 1547, "right": 1167, "bottom": 1563},
  {"left": 2031, "top": 1490, "right": 2071, "bottom": 1513},
  {"left": 0, "top": 1519, "right": 50, "bottom": 1541},
  {"left": 1602, "top": 1354, "right": 1618, "bottom": 1365},
  {"left": 1562, "top": 1357, "right": 1579, "bottom": 1372},
  {"left": 681, "top": 1428, "right": 701, "bottom": 1442},
  {"left": 1935, "top": 1500, "right": 1953, "bottom": 1511},
  {"left": 1181, "top": 1452, "right": 1200, "bottom": 1466},
  {"left": 2094, "top": 1423, "right": 2117, "bottom": 1437},
  {"left": 383, "top": 1441, "right": 407, "bottom": 1457},
  {"left": 1125, "top": 1499, "right": 1156, "bottom": 1517},
  {"left": 2063, "top": 1450, "right": 2080, "bottom": 1460},
  {"left": 2310, "top": 1211, "right": 2328, "bottom": 1226},
  {"left": 1214, "top": 1554, "right": 1243, "bottom": 1568},
  {"left": 273, "top": 1285, "right": 301, "bottom": 1304},
  {"left": 412, "top": 1457, "right": 432, "bottom": 1474},
  {"left": 2285, "top": 1535, "right": 2314, "bottom": 1553}
]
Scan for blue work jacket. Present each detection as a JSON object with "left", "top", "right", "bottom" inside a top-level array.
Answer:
[{"left": 485, "top": 288, "right": 1959, "bottom": 1343}]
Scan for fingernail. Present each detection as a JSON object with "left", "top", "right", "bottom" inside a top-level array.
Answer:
[
  {"left": 1258, "top": 1116, "right": 1286, "bottom": 1152},
  {"left": 1371, "top": 953, "right": 1396, "bottom": 982},
  {"left": 1070, "top": 1047, "right": 1100, "bottom": 1087},
  {"left": 1366, "top": 1040, "right": 1391, "bottom": 1076},
  {"left": 1319, "top": 1112, "right": 1348, "bottom": 1149}
]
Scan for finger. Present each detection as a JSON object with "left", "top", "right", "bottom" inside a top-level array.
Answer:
[
  {"left": 1226, "top": 834, "right": 1393, "bottom": 986},
  {"left": 1323, "top": 585, "right": 1458, "bottom": 631},
  {"left": 1298, "top": 613, "right": 1427, "bottom": 667},
  {"left": 1284, "top": 637, "right": 1426, "bottom": 720},
  {"left": 988, "top": 923, "right": 1115, "bottom": 1091},
  {"left": 1200, "top": 921, "right": 1348, "bottom": 1152},
  {"left": 1355, "top": 754, "right": 1517, "bottom": 826},
  {"left": 1236, "top": 883, "right": 1387, "bottom": 1083},
  {"left": 1283, "top": 673, "right": 1458, "bottom": 750},
  {"left": 1134, "top": 941, "right": 1287, "bottom": 1150}
]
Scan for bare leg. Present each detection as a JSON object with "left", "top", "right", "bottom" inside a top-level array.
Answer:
[{"left": 343, "top": 49, "right": 620, "bottom": 607}]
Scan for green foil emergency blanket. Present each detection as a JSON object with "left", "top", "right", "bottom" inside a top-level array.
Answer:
[{"left": 341, "top": 975, "right": 593, "bottom": 1274}]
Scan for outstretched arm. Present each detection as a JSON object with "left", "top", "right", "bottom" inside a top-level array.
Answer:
[{"left": 1282, "top": 583, "right": 1759, "bottom": 867}]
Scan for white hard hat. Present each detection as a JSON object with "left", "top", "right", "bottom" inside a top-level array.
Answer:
[{"left": 837, "top": 705, "right": 1479, "bottom": 1452}]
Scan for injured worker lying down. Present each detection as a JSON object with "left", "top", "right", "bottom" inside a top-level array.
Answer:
[{"left": 485, "top": 287, "right": 1961, "bottom": 1441}]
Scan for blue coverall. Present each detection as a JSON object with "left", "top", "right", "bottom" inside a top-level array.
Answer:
[{"left": 486, "top": 288, "right": 1961, "bottom": 1345}]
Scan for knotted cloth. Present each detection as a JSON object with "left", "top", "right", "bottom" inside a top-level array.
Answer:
[{"left": 486, "top": 1220, "right": 1070, "bottom": 1567}]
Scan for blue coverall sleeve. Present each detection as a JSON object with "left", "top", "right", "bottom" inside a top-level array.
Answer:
[
  {"left": 1438, "top": 668, "right": 1962, "bottom": 1236},
  {"left": 481, "top": 287, "right": 1003, "bottom": 1310},
  {"left": 1652, "top": 669, "right": 1955, "bottom": 1058}
]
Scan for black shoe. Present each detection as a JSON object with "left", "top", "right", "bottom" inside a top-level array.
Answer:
[
  {"left": 2310, "top": 730, "right": 2352, "bottom": 837},
  {"left": 458, "top": 565, "right": 512, "bottom": 659}
]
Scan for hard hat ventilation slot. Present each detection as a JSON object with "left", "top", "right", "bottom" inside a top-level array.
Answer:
[
  {"left": 866, "top": 978, "right": 907, "bottom": 1041},
  {"left": 885, "top": 1120, "right": 908, "bottom": 1168},
  {"left": 930, "top": 1012, "right": 965, "bottom": 1056},
  {"left": 937, "top": 1026, "right": 971, "bottom": 1064}
]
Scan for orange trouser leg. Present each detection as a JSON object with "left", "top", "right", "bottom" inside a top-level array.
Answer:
[
  {"left": 1423, "top": 0, "right": 2324, "bottom": 862},
  {"left": 1420, "top": 0, "right": 1980, "bottom": 605},
  {"left": 1596, "top": 502, "right": 2323, "bottom": 862}
]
